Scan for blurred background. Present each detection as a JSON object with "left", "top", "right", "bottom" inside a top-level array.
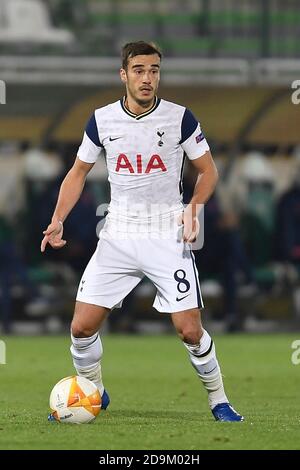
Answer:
[{"left": 1, "top": 0, "right": 300, "bottom": 335}]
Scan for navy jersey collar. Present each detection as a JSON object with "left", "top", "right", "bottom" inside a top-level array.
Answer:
[{"left": 120, "top": 96, "right": 161, "bottom": 120}]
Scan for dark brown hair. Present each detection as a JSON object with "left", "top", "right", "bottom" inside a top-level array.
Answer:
[{"left": 121, "top": 41, "right": 162, "bottom": 69}]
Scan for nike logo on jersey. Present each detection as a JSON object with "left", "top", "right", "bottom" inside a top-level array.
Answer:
[
  {"left": 176, "top": 294, "right": 190, "bottom": 302},
  {"left": 109, "top": 136, "right": 123, "bottom": 141}
]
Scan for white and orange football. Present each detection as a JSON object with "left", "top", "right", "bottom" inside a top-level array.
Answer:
[{"left": 49, "top": 376, "right": 101, "bottom": 424}]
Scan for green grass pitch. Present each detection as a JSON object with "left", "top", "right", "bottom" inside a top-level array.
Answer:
[{"left": 0, "top": 333, "right": 299, "bottom": 450}]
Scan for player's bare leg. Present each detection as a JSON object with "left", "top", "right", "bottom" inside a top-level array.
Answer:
[
  {"left": 71, "top": 301, "right": 109, "bottom": 337},
  {"left": 70, "top": 301, "right": 110, "bottom": 408},
  {"left": 171, "top": 308, "right": 244, "bottom": 421}
]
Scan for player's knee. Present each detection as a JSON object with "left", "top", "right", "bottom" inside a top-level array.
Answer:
[
  {"left": 71, "top": 321, "right": 95, "bottom": 338},
  {"left": 180, "top": 328, "right": 202, "bottom": 345}
]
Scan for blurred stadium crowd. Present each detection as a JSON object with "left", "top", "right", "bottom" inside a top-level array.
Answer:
[
  {"left": 1, "top": 135, "right": 300, "bottom": 334},
  {"left": 1, "top": 0, "right": 299, "bottom": 58},
  {"left": 1, "top": 0, "right": 300, "bottom": 334}
]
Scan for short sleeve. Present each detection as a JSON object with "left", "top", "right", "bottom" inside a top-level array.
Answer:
[
  {"left": 77, "top": 113, "right": 104, "bottom": 163},
  {"left": 180, "top": 108, "right": 210, "bottom": 160}
]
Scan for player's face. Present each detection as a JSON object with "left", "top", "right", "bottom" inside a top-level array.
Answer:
[{"left": 120, "top": 54, "right": 160, "bottom": 107}]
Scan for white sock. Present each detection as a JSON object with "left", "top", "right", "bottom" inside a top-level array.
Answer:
[
  {"left": 70, "top": 332, "right": 104, "bottom": 395},
  {"left": 183, "top": 329, "right": 228, "bottom": 409}
]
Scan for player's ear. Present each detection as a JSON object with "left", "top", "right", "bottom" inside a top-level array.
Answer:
[{"left": 120, "top": 68, "right": 127, "bottom": 83}]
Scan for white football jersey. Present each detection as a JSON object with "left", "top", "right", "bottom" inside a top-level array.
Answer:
[{"left": 77, "top": 97, "right": 209, "bottom": 225}]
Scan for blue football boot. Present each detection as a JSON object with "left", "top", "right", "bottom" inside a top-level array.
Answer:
[
  {"left": 101, "top": 389, "right": 110, "bottom": 410},
  {"left": 212, "top": 403, "right": 244, "bottom": 422},
  {"left": 47, "top": 413, "right": 57, "bottom": 422}
]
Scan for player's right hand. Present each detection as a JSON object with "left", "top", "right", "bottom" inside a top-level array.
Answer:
[{"left": 40, "top": 220, "right": 67, "bottom": 252}]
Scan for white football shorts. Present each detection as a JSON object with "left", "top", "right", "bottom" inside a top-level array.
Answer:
[{"left": 76, "top": 221, "right": 204, "bottom": 313}]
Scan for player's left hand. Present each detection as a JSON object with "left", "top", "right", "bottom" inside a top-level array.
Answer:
[{"left": 178, "top": 206, "right": 200, "bottom": 243}]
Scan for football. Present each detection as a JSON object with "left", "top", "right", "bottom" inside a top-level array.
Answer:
[{"left": 49, "top": 375, "right": 101, "bottom": 424}]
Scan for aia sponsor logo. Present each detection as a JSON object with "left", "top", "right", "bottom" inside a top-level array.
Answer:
[{"left": 115, "top": 154, "right": 167, "bottom": 173}]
